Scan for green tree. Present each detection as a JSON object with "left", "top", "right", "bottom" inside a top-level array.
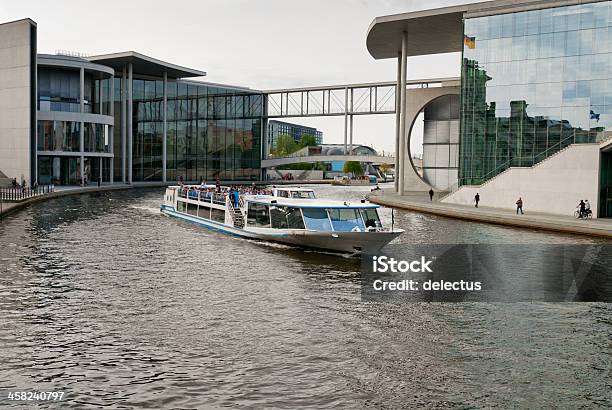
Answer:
[
  {"left": 273, "top": 134, "right": 298, "bottom": 157},
  {"left": 379, "top": 163, "right": 392, "bottom": 182},
  {"left": 379, "top": 163, "right": 392, "bottom": 175},
  {"left": 299, "top": 133, "right": 317, "bottom": 148},
  {"left": 343, "top": 161, "right": 363, "bottom": 177}
]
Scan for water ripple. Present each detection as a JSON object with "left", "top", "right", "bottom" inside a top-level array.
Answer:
[{"left": 0, "top": 186, "right": 610, "bottom": 408}]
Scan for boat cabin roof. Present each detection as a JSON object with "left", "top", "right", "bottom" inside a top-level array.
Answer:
[
  {"left": 244, "top": 195, "right": 379, "bottom": 209},
  {"left": 273, "top": 186, "right": 314, "bottom": 192}
]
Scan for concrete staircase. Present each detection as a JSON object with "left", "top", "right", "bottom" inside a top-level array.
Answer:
[
  {"left": 443, "top": 135, "right": 612, "bottom": 198},
  {"left": 0, "top": 170, "right": 10, "bottom": 187},
  {"left": 441, "top": 139, "right": 605, "bottom": 216}
]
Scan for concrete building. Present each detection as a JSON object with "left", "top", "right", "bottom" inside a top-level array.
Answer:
[
  {"left": 0, "top": 18, "right": 264, "bottom": 187},
  {"left": 0, "top": 19, "right": 36, "bottom": 187},
  {"left": 367, "top": 0, "right": 612, "bottom": 218}
]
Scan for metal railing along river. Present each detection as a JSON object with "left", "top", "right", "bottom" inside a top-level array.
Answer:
[{"left": 0, "top": 185, "right": 55, "bottom": 202}]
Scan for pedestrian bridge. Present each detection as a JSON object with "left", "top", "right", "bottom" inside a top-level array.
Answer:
[{"left": 261, "top": 154, "right": 395, "bottom": 168}]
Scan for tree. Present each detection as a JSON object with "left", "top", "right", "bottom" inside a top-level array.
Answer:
[
  {"left": 299, "top": 133, "right": 317, "bottom": 148},
  {"left": 343, "top": 161, "right": 363, "bottom": 177},
  {"left": 273, "top": 134, "right": 298, "bottom": 157},
  {"left": 379, "top": 163, "right": 392, "bottom": 174},
  {"left": 379, "top": 163, "right": 392, "bottom": 182}
]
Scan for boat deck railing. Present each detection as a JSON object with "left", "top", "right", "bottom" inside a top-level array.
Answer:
[{"left": 177, "top": 188, "right": 227, "bottom": 205}]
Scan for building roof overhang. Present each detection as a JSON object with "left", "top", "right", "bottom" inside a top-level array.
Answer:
[
  {"left": 366, "top": 0, "right": 604, "bottom": 59},
  {"left": 87, "top": 51, "right": 206, "bottom": 78}
]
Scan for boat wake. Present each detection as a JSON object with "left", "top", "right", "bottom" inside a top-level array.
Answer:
[{"left": 129, "top": 205, "right": 161, "bottom": 214}]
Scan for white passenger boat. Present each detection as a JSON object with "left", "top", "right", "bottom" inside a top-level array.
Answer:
[{"left": 160, "top": 185, "right": 403, "bottom": 254}]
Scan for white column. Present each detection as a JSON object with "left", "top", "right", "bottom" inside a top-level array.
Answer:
[
  {"left": 163, "top": 71, "right": 167, "bottom": 183},
  {"left": 109, "top": 75, "right": 114, "bottom": 184},
  {"left": 343, "top": 87, "right": 348, "bottom": 155},
  {"left": 127, "top": 63, "right": 133, "bottom": 184},
  {"left": 394, "top": 51, "right": 401, "bottom": 192},
  {"left": 349, "top": 114, "right": 354, "bottom": 155},
  {"left": 80, "top": 67, "right": 85, "bottom": 186},
  {"left": 121, "top": 67, "right": 126, "bottom": 183},
  {"left": 398, "top": 31, "right": 408, "bottom": 196}
]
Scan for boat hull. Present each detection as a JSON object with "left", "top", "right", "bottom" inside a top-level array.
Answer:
[
  {"left": 161, "top": 205, "right": 401, "bottom": 254},
  {"left": 255, "top": 229, "right": 402, "bottom": 253}
]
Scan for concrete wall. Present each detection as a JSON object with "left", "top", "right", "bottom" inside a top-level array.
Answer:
[
  {"left": 0, "top": 19, "right": 35, "bottom": 185},
  {"left": 442, "top": 143, "right": 601, "bottom": 217},
  {"left": 403, "top": 84, "right": 460, "bottom": 192}
]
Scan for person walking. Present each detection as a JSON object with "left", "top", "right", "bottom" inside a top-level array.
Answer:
[
  {"left": 516, "top": 197, "right": 524, "bottom": 214},
  {"left": 428, "top": 188, "right": 434, "bottom": 202},
  {"left": 577, "top": 200, "right": 586, "bottom": 218},
  {"left": 585, "top": 199, "right": 591, "bottom": 217},
  {"left": 474, "top": 193, "right": 480, "bottom": 208}
]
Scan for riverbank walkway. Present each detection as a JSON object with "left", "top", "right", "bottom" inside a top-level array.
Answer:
[{"left": 368, "top": 189, "right": 612, "bottom": 239}]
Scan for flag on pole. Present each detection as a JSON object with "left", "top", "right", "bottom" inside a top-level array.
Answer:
[
  {"left": 464, "top": 35, "right": 476, "bottom": 49},
  {"left": 590, "top": 109, "right": 600, "bottom": 122}
]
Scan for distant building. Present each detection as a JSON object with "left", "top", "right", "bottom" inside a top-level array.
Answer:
[
  {"left": 267, "top": 120, "right": 323, "bottom": 153},
  {"left": 319, "top": 144, "right": 377, "bottom": 156}
]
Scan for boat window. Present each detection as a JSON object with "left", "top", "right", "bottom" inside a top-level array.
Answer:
[
  {"left": 360, "top": 208, "right": 381, "bottom": 229},
  {"left": 186, "top": 203, "right": 198, "bottom": 216},
  {"left": 287, "top": 208, "right": 305, "bottom": 229},
  {"left": 211, "top": 208, "right": 225, "bottom": 223},
  {"left": 270, "top": 206, "right": 305, "bottom": 229},
  {"left": 291, "top": 191, "right": 315, "bottom": 199},
  {"left": 177, "top": 201, "right": 186, "bottom": 212},
  {"left": 328, "top": 208, "right": 366, "bottom": 232},
  {"left": 270, "top": 206, "right": 288, "bottom": 229},
  {"left": 198, "top": 206, "right": 210, "bottom": 219},
  {"left": 302, "top": 208, "right": 332, "bottom": 231},
  {"left": 277, "top": 190, "right": 289, "bottom": 198},
  {"left": 247, "top": 203, "right": 270, "bottom": 227}
]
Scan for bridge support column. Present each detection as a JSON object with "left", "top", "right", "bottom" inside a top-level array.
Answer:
[
  {"left": 398, "top": 31, "right": 408, "bottom": 196},
  {"left": 343, "top": 87, "right": 348, "bottom": 154},
  {"left": 395, "top": 51, "right": 401, "bottom": 192},
  {"left": 349, "top": 114, "right": 353, "bottom": 155}
]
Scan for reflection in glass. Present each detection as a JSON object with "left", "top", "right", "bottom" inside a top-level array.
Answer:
[{"left": 460, "top": 1, "right": 612, "bottom": 185}]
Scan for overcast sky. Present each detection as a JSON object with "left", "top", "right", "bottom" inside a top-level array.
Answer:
[{"left": 1, "top": 0, "right": 480, "bottom": 155}]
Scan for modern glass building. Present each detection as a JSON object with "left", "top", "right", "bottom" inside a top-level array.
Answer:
[
  {"left": 36, "top": 54, "right": 115, "bottom": 185},
  {"left": 460, "top": 1, "right": 612, "bottom": 185},
  {"left": 28, "top": 51, "right": 265, "bottom": 186},
  {"left": 366, "top": 0, "right": 612, "bottom": 217},
  {"left": 267, "top": 120, "right": 323, "bottom": 156}
]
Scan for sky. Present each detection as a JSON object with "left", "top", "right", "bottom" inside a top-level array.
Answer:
[{"left": 1, "top": 0, "right": 480, "bottom": 156}]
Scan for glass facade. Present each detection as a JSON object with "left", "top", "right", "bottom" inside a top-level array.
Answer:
[
  {"left": 84, "top": 123, "right": 110, "bottom": 153},
  {"left": 601, "top": 151, "right": 612, "bottom": 217},
  {"left": 460, "top": 1, "right": 612, "bottom": 185},
  {"left": 37, "top": 156, "right": 81, "bottom": 185},
  {"left": 36, "top": 61, "right": 115, "bottom": 185},
  {"left": 37, "top": 67, "right": 80, "bottom": 112},
  {"left": 37, "top": 120, "right": 80, "bottom": 151},
  {"left": 127, "top": 79, "right": 263, "bottom": 182},
  {"left": 84, "top": 75, "right": 112, "bottom": 115},
  {"left": 36, "top": 57, "right": 263, "bottom": 185}
]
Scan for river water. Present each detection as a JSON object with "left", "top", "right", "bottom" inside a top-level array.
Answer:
[{"left": 0, "top": 185, "right": 610, "bottom": 408}]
